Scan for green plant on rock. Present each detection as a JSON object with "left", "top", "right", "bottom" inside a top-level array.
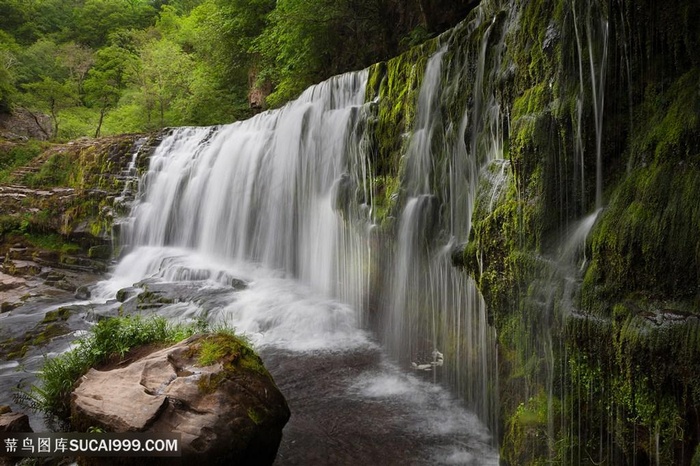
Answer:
[{"left": 14, "top": 315, "right": 206, "bottom": 420}]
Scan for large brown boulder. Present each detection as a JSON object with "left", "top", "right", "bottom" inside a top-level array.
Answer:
[{"left": 70, "top": 334, "right": 290, "bottom": 465}]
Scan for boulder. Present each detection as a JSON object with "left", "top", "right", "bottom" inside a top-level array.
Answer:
[
  {"left": 0, "top": 409, "right": 32, "bottom": 433},
  {"left": 71, "top": 334, "right": 290, "bottom": 465},
  {"left": 74, "top": 285, "right": 91, "bottom": 300}
]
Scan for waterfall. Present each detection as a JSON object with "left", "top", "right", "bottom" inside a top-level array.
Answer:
[
  {"left": 573, "top": 0, "right": 609, "bottom": 211},
  {"left": 93, "top": 13, "right": 507, "bottom": 446},
  {"left": 380, "top": 8, "right": 507, "bottom": 431},
  {"left": 114, "top": 72, "right": 373, "bottom": 313}
]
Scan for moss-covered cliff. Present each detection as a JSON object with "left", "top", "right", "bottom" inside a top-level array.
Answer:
[
  {"left": 0, "top": 134, "right": 156, "bottom": 312},
  {"left": 363, "top": 0, "right": 699, "bottom": 464}
]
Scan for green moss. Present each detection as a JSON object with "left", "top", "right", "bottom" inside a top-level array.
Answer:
[
  {"left": 194, "top": 333, "right": 254, "bottom": 369},
  {"left": 0, "top": 320, "right": 70, "bottom": 360},
  {"left": 247, "top": 407, "right": 264, "bottom": 425},
  {"left": 238, "top": 352, "right": 268, "bottom": 377},
  {"left": 191, "top": 332, "right": 269, "bottom": 394},
  {"left": 371, "top": 38, "right": 437, "bottom": 177},
  {"left": 512, "top": 82, "right": 551, "bottom": 118},
  {"left": 23, "top": 153, "right": 75, "bottom": 188},
  {"left": 137, "top": 290, "right": 174, "bottom": 305},
  {"left": 24, "top": 233, "right": 80, "bottom": 254},
  {"left": 370, "top": 175, "right": 400, "bottom": 228},
  {"left": 631, "top": 68, "right": 700, "bottom": 164},
  {"left": 564, "top": 308, "right": 699, "bottom": 465},
  {"left": 0, "top": 140, "right": 50, "bottom": 184},
  {"left": 503, "top": 391, "right": 561, "bottom": 466},
  {"left": 365, "top": 62, "right": 386, "bottom": 103},
  {"left": 87, "top": 245, "right": 111, "bottom": 260},
  {"left": 583, "top": 162, "right": 700, "bottom": 309},
  {"left": 196, "top": 371, "right": 226, "bottom": 395},
  {"left": 41, "top": 307, "right": 72, "bottom": 324}
]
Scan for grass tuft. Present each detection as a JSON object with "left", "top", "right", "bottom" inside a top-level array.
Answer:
[{"left": 13, "top": 315, "right": 209, "bottom": 420}]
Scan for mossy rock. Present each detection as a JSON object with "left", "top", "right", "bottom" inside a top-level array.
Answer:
[
  {"left": 87, "top": 244, "right": 112, "bottom": 260},
  {"left": 41, "top": 307, "right": 72, "bottom": 324},
  {"left": 583, "top": 162, "right": 700, "bottom": 310},
  {"left": 0, "top": 320, "right": 70, "bottom": 360}
]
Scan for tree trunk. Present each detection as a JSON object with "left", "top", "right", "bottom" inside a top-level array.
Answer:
[
  {"left": 95, "top": 106, "right": 106, "bottom": 138},
  {"left": 22, "top": 107, "right": 51, "bottom": 139},
  {"left": 50, "top": 98, "right": 58, "bottom": 140}
]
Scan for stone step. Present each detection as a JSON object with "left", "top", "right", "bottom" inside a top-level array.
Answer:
[
  {"left": 1, "top": 259, "right": 44, "bottom": 277},
  {"left": 0, "top": 273, "right": 25, "bottom": 292}
]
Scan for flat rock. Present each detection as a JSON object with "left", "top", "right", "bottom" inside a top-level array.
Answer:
[
  {"left": 0, "top": 273, "right": 25, "bottom": 292},
  {"left": 71, "top": 334, "right": 290, "bottom": 465}
]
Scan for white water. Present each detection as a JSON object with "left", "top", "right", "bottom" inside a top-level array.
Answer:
[
  {"left": 94, "top": 71, "right": 377, "bottom": 353},
  {"left": 89, "top": 64, "right": 499, "bottom": 459},
  {"left": 380, "top": 9, "right": 509, "bottom": 432},
  {"left": 108, "top": 71, "right": 373, "bottom": 311},
  {"left": 573, "top": 0, "right": 609, "bottom": 210}
]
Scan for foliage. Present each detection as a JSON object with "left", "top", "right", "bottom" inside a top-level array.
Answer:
[
  {"left": 193, "top": 331, "right": 268, "bottom": 393},
  {"left": 21, "top": 77, "right": 78, "bottom": 137},
  {"left": 254, "top": 0, "right": 395, "bottom": 107},
  {"left": 0, "top": 0, "right": 458, "bottom": 134},
  {"left": 22, "top": 232, "right": 80, "bottom": 254},
  {"left": 0, "top": 31, "right": 18, "bottom": 112},
  {"left": 23, "top": 152, "right": 74, "bottom": 187}
]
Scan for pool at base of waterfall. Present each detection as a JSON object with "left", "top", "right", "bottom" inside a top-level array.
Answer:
[{"left": 0, "top": 247, "right": 498, "bottom": 465}]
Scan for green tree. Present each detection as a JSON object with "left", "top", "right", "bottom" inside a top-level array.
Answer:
[
  {"left": 0, "top": 0, "right": 39, "bottom": 44},
  {"left": 169, "top": 0, "right": 272, "bottom": 120},
  {"left": 72, "top": 0, "right": 157, "bottom": 48},
  {"left": 0, "top": 31, "right": 19, "bottom": 113},
  {"left": 254, "top": 0, "right": 390, "bottom": 107},
  {"left": 84, "top": 45, "right": 135, "bottom": 136},
  {"left": 59, "top": 42, "right": 94, "bottom": 98},
  {"left": 21, "top": 77, "right": 77, "bottom": 138},
  {"left": 134, "top": 38, "right": 193, "bottom": 128},
  {"left": 15, "top": 38, "right": 69, "bottom": 85}
]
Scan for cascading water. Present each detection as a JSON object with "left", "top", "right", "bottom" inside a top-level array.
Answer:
[
  {"left": 378, "top": 4, "right": 511, "bottom": 435},
  {"left": 96, "top": 71, "right": 378, "bottom": 350},
  {"left": 92, "top": 62, "right": 499, "bottom": 462},
  {"left": 573, "top": 0, "right": 609, "bottom": 210}
]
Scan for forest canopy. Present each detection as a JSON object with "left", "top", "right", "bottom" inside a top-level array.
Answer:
[{"left": 0, "top": 0, "right": 475, "bottom": 139}]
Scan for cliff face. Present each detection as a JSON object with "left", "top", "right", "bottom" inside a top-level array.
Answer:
[{"left": 365, "top": 0, "right": 699, "bottom": 464}]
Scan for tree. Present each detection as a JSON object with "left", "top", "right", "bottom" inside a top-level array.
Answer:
[
  {"left": 59, "top": 43, "right": 94, "bottom": 98},
  {"left": 72, "top": 0, "right": 157, "bottom": 48},
  {"left": 0, "top": 0, "right": 38, "bottom": 44},
  {"left": 21, "top": 77, "right": 77, "bottom": 138},
  {"left": 134, "top": 38, "right": 193, "bottom": 128},
  {"left": 15, "top": 38, "right": 68, "bottom": 85},
  {"left": 254, "top": 0, "right": 391, "bottom": 107},
  {"left": 84, "top": 45, "right": 135, "bottom": 137},
  {"left": 0, "top": 31, "right": 19, "bottom": 113}
]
